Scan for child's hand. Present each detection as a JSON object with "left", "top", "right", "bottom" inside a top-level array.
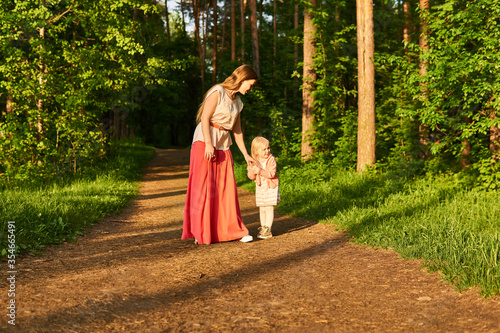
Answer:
[{"left": 252, "top": 165, "right": 261, "bottom": 175}]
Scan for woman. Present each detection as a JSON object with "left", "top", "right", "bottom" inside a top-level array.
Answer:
[{"left": 182, "top": 65, "right": 258, "bottom": 244}]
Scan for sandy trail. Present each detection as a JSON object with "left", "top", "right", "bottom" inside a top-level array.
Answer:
[{"left": 1, "top": 148, "right": 500, "bottom": 332}]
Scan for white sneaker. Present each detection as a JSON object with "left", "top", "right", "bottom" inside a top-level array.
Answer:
[{"left": 240, "top": 235, "right": 253, "bottom": 243}]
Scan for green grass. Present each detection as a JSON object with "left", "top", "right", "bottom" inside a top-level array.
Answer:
[
  {"left": 235, "top": 158, "right": 500, "bottom": 297},
  {"left": 0, "top": 139, "right": 155, "bottom": 256}
]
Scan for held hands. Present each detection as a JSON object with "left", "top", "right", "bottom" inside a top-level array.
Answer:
[
  {"left": 244, "top": 154, "right": 257, "bottom": 166},
  {"left": 251, "top": 165, "right": 261, "bottom": 175},
  {"left": 248, "top": 161, "right": 262, "bottom": 186}
]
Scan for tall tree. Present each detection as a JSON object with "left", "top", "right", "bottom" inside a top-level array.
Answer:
[
  {"left": 203, "top": 3, "right": 210, "bottom": 86},
  {"left": 37, "top": 0, "right": 47, "bottom": 146},
  {"left": 418, "top": 0, "right": 430, "bottom": 153},
  {"left": 356, "top": 0, "right": 376, "bottom": 171},
  {"left": 294, "top": 3, "right": 299, "bottom": 67},
  {"left": 403, "top": 1, "right": 411, "bottom": 60},
  {"left": 231, "top": 0, "right": 236, "bottom": 61},
  {"left": 240, "top": 0, "right": 246, "bottom": 61},
  {"left": 249, "top": 0, "right": 260, "bottom": 76},
  {"left": 273, "top": 0, "right": 277, "bottom": 79},
  {"left": 164, "top": 0, "right": 171, "bottom": 43},
  {"left": 212, "top": 0, "right": 218, "bottom": 84},
  {"left": 192, "top": 0, "right": 205, "bottom": 89},
  {"left": 491, "top": 110, "right": 500, "bottom": 160},
  {"left": 301, "top": 0, "right": 317, "bottom": 160}
]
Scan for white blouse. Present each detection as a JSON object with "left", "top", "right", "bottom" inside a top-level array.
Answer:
[{"left": 192, "top": 85, "right": 244, "bottom": 150}]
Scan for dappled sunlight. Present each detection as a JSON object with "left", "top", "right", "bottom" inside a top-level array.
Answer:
[{"left": 10, "top": 149, "right": 500, "bottom": 332}]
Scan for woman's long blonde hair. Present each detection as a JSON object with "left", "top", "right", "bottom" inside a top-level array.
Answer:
[{"left": 196, "top": 64, "right": 258, "bottom": 124}]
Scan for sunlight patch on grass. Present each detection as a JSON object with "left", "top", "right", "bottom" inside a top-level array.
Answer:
[{"left": 235, "top": 158, "right": 500, "bottom": 297}]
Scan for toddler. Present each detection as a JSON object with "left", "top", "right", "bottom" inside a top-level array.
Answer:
[{"left": 247, "top": 137, "right": 280, "bottom": 239}]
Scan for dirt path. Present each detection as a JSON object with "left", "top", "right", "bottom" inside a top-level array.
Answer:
[{"left": 2, "top": 148, "right": 500, "bottom": 332}]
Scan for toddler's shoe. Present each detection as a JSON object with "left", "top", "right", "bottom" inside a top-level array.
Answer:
[{"left": 257, "top": 226, "right": 273, "bottom": 239}]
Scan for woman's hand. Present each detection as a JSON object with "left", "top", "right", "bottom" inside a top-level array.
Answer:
[
  {"left": 204, "top": 145, "right": 215, "bottom": 161},
  {"left": 244, "top": 154, "right": 256, "bottom": 166}
]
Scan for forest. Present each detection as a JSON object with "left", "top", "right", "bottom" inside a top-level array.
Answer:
[
  {"left": 1, "top": 0, "right": 498, "bottom": 185},
  {"left": 1, "top": 0, "right": 500, "bottom": 296}
]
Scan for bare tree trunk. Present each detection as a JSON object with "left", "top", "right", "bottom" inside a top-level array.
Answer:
[
  {"left": 301, "top": 0, "right": 317, "bottom": 160},
  {"left": 113, "top": 109, "right": 120, "bottom": 139},
  {"left": 240, "top": 0, "right": 246, "bottom": 62},
  {"left": 356, "top": 0, "right": 376, "bottom": 172},
  {"left": 221, "top": 1, "right": 228, "bottom": 55},
  {"left": 193, "top": 0, "right": 205, "bottom": 90},
  {"left": 213, "top": 0, "right": 218, "bottom": 84},
  {"left": 249, "top": 0, "right": 260, "bottom": 76},
  {"left": 203, "top": 4, "right": 210, "bottom": 88},
  {"left": 403, "top": 1, "right": 411, "bottom": 61},
  {"left": 419, "top": 0, "right": 430, "bottom": 152},
  {"left": 273, "top": 0, "right": 277, "bottom": 80},
  {"left": 37, "top": 1, "right": 47, "bottom": 145},
  {"left": 294, "top": 4, "right": 299, "bottom": 68},
  {"left": 490, "top": 110, "right": 499, "bottom": 160},
  {"left": 293, "top": 3, "right": 299, "bottom": 99},
  {"left": 165, "top": 0, "right": 171, "bottom": 42},
  {"left": 180, "top": 0, "right": 186, "bottom": 32},
  {"left": 5, "top": 94, "right": 13, "bottom": 114},
  {"left": 231, "top": 0, "right": 236, "bottom": 61},
  {"left": 460, "top": 141, "right": 471, "bottom": 168},
  {"left": 460, "top": 115, "right": 472, "bottom": 168}
]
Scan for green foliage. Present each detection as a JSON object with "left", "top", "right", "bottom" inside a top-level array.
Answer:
[
  {"left": 391, "top": 0, "right": 500, "bottom": 183},
  {"left": 0, "top": 0, "right": 161, "bottom": 185},
  {"left": 235, "top": 156, "right": 500, "bottom": 297},
  {"left": 0, "top": 139, "right": 155, "bottom": 257}
]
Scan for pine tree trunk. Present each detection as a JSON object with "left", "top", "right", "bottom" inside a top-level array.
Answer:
[
  {"left": 249, "top": 0, "right": 260, "bottom": 76},
  {"left": 403, "top": 1, "right": 411, "bottom": 61},
  {"left": 460, "top": 116, "right": 472, "bottom": 168},
  {"left": 221, "top": 1, "right": 227, "bottom": 55},
  {"left": 294, "top": 4, "right": 299, "bottom": 68},
  {"left": 273, "top": 0, "right": 277, "bottom": 80},
  {"left": 180, "top": 0, "right": 186, "bottom": 32},
  {"left": 231, "top": 0, "right": 236, "bottom": 61},
  {"left": 202, "top": 4, "right": 209, "bottom": 90},
  {"left": 193, "top": 0, "right": 204, "bottom": 89},
  {"left": 113, "top": 109, "right": 120, "bottom": 139},
  {"left": 213, "top": 0, "right": 218, "bottom": 84},
  {"left": 240, "top": 0, "right": 246, "bottom": 62},
  {"left": 165, "top": 0, "right": 171, "bottom": 43},
  {"left": 490, "top": 110, "right": 499, "bottom": 160},
  {"left": 293, "top": 4, "right": 299, "bottom": 99},
  {"left": 5, "top": 94, "right": 13, "bottom": 114},
  {"left": 419, "top": 0, "right": 430, "bottom": 153},
  {"left": 37, "top": 0, "right": 47, "bottom": 144},
  {"left": 301, "top": 0, "right": 317, "bottom": 160},
  {"left": 356, "top": 0, "right": 376, "bottom": 172}
]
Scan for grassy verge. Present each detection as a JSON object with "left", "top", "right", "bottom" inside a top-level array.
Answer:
[
  {"left": 0, "top": 139, "right": 155, "bottom": 257},
  {"left": 234, "top": 158, "right": 500, "bottom": 297}
]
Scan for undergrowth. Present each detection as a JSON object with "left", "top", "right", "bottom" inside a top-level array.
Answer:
[{"left": 0, "top": 139, "right": 155, "bottom": 257}]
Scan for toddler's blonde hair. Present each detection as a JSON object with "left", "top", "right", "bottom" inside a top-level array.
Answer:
[{"left": 251, "top": 136, "right": 269, "bottom": 160}]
